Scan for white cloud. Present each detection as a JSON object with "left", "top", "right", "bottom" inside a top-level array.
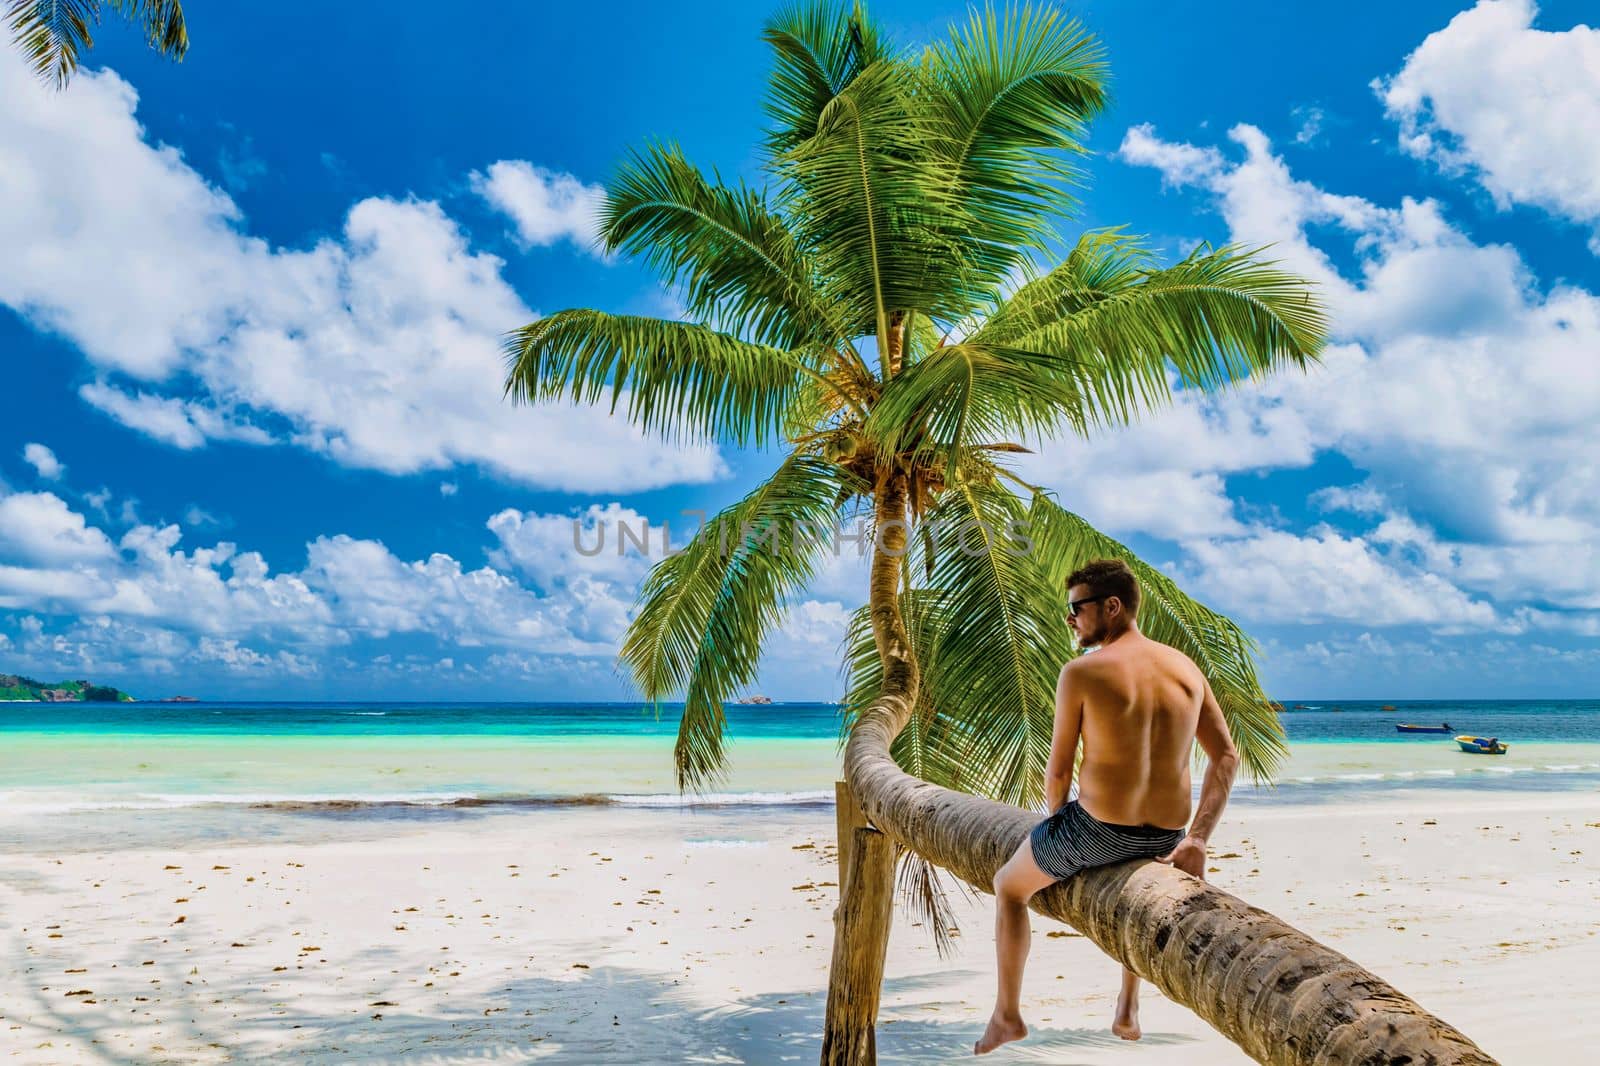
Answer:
[
  {"left": 21, "top": 443, "right": 63, "bottom": 480},
  {"left": 1292, "top": 105, "right": 1326, "bottom": 146},
  {"left": 438, "top": 481, "right": 458, "bottom": 497},
  {"left": 488, "top": 502, "right": 663, "bottom": 590},
  {"left": 0, "top": 492, "right": 117, "bottom": 565},
  {"left": 0, "top": 49, "right": 723, "bottom": 494},
  {"left": 1092, "top": 121, "right": 1600, "bottom": 629},
  {"left": 1118, "top": 124, "right": 1225, "bottom": 188},
  {"left": 1310, "top": 482, "right": 1387, "bottom": 517},
  {"left": 774, "top": 599, "right": 852, "bottom": 650},
  {"left": 1179, "top": 526, "right": 1496, "bottom": 628},
  {"left": 0, "top": 486, "right": 627, "bottom": 662},
  {"left": 1378, "top": 0, "right": 1600, "bottom": 239},
  {"left": 471, "top": 160, "right": 606, "bottom": 252},
  {"left": 77, "top": 383, "right": 271, "bottom": 450}
]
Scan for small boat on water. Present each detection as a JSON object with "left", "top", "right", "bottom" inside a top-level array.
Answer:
[
  {"left": 1456, "top": 735, "right": 1508, "bottom": 755},
  {"left": 1396, "top": 722, "right": 1452, "bottom": 734}
]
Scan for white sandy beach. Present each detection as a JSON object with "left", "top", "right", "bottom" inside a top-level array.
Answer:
[{"left": 1, "top": 789, "right": 1595, "bottom": 1064}]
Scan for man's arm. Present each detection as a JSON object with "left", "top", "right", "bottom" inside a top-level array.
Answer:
[
  {"left": 1042, "top": 663, "right": 1084, "bottom": 813},
  {"left": 1159, "top": 677, "right": 1240, "bottom": 878}
]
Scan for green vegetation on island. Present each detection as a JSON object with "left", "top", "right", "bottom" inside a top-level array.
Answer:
[{"left": 0, "top": 674, "right": 134, "bottom": 702}]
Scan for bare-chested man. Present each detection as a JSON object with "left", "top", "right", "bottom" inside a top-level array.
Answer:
[{"left": 975, "top": 559, "right": 1240, "bottom": 1055}]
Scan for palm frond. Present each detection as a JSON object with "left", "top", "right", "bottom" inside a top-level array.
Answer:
[
  {"left": 974, "top": 235, "right": 1328, "bottom": 433},
  {"left": 113, "top": 0, "right": 183, "bottom": 57},
  {"left": 504, "top": 310, "right": 821, "bottom": 449},
  {"left": 1026, "top": 494, "right": 1288, "bottom": 780},
  {"left": 621, "top": 453, "right": 849, "bottom": 790},
  {"left": 974, "top": 227, "right": 1153, "bottom": 345},
  {"left": 927, "top": 2, "right": 1109, "bottom": 275},
  {"left": 843, "top": 481, "right": 1069, "bottom": 808},
  {"left": 7, "top": 0, "right": 186, "bottom": 88},
  {"left": 862, "top": 340, "right": 1093, "bottom": 482},
  {"left": 601, "top": 144, "right": 859, "bottom": 363},
  {"left": 762, "top": 0, "right": 888, "bottom": 155},
  {"left": 776, "top": 58, "right": 976, "bottom": 348},
  {"left": 895, "top": 847, "right": 973, "bottom": 959}
]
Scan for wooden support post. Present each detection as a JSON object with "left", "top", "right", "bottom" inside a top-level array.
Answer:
[
  {"left": 834, "top": 779, "right": 869, "bottom": 898},
  {"left": 820, "top": 822, "right": 896, "bottom": 1066}
]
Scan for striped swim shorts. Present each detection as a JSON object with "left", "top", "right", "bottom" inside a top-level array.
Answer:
[{"left": 1028, "top": 800, "right": 1187, "bottom": 882}]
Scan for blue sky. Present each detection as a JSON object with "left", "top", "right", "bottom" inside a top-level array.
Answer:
[{"left": 2, "top": 0, "right": 1597, "bottom": 700}]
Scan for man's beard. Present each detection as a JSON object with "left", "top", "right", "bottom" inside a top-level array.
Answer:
[{"left": 1075, "top": 624, "right": 1106, "bottom": 647}]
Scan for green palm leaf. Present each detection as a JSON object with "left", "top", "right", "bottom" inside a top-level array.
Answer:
[
  {"left": 862, "top": 339, "right": 1094, "bottom": 481},
  {"left": 975, "top": 233, "right": 1328, "bottom": 431},
  {"left": 776, "top": 58, "right": 975, "bottom": 348},
  {"left": 1026, "top": 493, "right": 1288, "bottom": 780},
  {"left": 7, "top": 0, "right": 186, "bottom": 87},
  {"left": 927, "top": 3, "right": 1108, "bottom": 270},
  {"left": 601, "top": 143, "right": 859, "bottom": 360},
  {"left": 621, "top": 453, "right": 852, "bottom": 790},
  {"left": 504, "top": 310, "right": 825, "bottom": 449},
  {"left": 868, "top": 234, "right": 1326, "bottom": 470},
  {"left": 848, "top": 480, "right": 1069, "bottom": 807},
  {"left": 762, "top": 0, "right": 887, "bottom": 154}
]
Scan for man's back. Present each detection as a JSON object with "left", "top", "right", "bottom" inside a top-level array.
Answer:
[{"left": 1071, "top": 633, "right": 1204, "bottom": 831}]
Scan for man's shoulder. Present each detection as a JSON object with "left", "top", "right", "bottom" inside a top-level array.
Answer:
[{"left": 1116, "top": 635, "right": 1206, "bottom": 682}]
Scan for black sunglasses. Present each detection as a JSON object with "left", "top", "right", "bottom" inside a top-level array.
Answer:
[{"left": 1068, "top": 594, "right": 1108, "bottom": 617}]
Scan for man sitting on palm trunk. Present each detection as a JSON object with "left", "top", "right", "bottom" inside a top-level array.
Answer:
[{"left": 975, "top": 559, "right": 1240, "bottom": 1054}]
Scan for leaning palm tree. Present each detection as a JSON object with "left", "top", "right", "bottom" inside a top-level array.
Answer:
[
  {"left": 6, "top": 0, "right": 187, "bottom": 87},
  {"left": 497, "top": 3, "right": 1493, "bottom": 1063},
  {"left": 506, "top": 6, "right": 1501, "bottom": 1063}
]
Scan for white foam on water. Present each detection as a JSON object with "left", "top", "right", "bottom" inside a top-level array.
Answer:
[{"left": 610, "top": 790, "right": 834, "bottom": 808}]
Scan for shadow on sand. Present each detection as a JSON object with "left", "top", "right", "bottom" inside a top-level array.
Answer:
[{"left": 4, "top": 933, "right": 1201, "bottom": 1066}]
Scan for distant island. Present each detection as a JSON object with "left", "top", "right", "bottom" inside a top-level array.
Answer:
[
  {"left": 0, "top": 674, "right": 134, "bottom": 702},
  {"left": 736, "top": 695, "right": 774, "bottom": 705}
]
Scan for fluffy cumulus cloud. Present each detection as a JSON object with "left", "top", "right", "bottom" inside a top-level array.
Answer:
[
  {"left": 0, "top": 49, "right": 722, "bottom": 493},
  {"left": 0, "top": 483, "right": 858, "bottom": 695},
  {"left": 1020, "top": 115, "right": 1600, "bottom": 636},
  {"left": 471, "top": 160, "right": 607, "bottom": 252},
  {"left": 0, "top": 486, "right": 635, "bottom": 683},
  {"left": 21, "top": 443, "right": 63, "bottom": 480},
  {"left": 0, "top": 492, "right": 117, "bottom": 566},
  {"left": 1378, "top": 0, "right": 1600, "bottom": 241}
]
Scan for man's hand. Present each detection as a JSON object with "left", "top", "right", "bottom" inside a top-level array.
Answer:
[{"left": 1156, "top": 835, "right": 1208, "bottom": 879}]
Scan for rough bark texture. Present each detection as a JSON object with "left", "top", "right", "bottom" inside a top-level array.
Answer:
[
  {"left": 819, "top": 825, "right": 897, "bottom": 1066},
  {"left": 841, "top": 690, "right": 1501, "bottom": 1065},
  {"left": 820, "top": 473, "right": 919, "bottom": 1066},
  {"left": 834, "top": 779, "right": 870, "bottom": 900}
]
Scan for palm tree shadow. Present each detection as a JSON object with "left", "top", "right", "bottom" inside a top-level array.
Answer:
[
  {"left": 3, "top": 931, "right": 1199, "bottom": 1065},
  {"left": 704, "top": 968, "right": 1199, "bottom": 1064}
]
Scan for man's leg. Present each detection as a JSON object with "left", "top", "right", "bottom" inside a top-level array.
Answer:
[
  {"left": 1113, "top": 965, "right": 1142, "bottom": 1040},
  {"left": 975, "top": 835, "right": 1057, "bottom": 1055}
]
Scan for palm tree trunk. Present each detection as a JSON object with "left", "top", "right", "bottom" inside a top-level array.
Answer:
[
  {"left": 820, "top": 471, "right": 919, "bottom": 1066},
  {"left": 839, "top": 685, "right": 1499, "bottom": 1063}
]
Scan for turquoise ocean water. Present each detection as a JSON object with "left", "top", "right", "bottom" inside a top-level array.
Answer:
[{"left": 2, "top": 700, "right": 1597, "bottom": 826}]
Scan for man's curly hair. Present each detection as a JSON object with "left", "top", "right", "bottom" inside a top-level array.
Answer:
[{"left": 1065, "top": 558, "right": 1140, "bottom": 618}]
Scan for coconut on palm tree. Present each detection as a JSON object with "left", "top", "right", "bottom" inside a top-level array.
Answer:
[
  {"left": 7, "top": 0, "right": 187, "bottom": 87},
  {"left": 505, "top": 5, "right": 1502, "bottom": 1063}
]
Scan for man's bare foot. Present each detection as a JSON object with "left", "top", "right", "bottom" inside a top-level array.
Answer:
[
  {"left": 974, "top": 1013, "right": 1028, "bottom": 1054},
  {"left": 1112, "top": 995, "right": 1141, "bottom": 1041}
]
